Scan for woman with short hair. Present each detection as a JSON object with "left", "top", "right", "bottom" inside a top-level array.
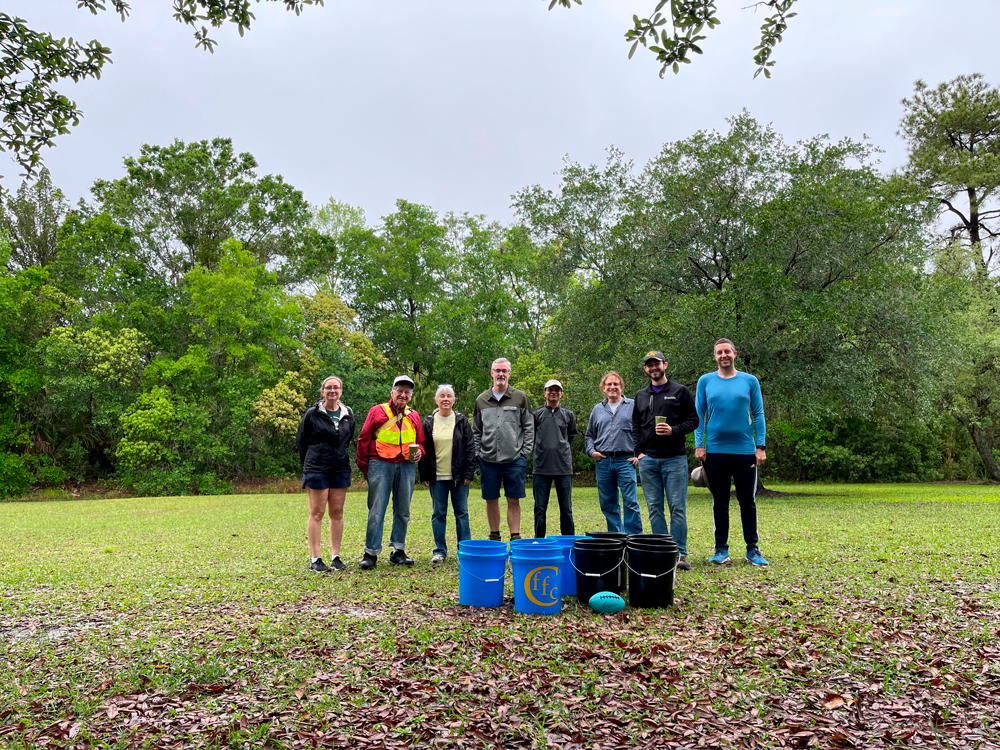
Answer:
[
  {"left": 418, "top": 384, "right": 476, "bottom": 563},
  {"left": 296, "top": 376, "right": 356, "bottom": 572}
]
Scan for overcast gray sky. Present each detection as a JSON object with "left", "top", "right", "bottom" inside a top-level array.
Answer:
[{"left": 6, "top": 1, "right": 1000, "bottom": 223}]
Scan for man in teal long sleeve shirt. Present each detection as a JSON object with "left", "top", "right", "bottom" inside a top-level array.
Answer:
[{"left": 694, "top": 338, "right": 769, "bottom": 567}]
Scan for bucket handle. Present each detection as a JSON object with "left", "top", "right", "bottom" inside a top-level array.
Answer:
[
  {"left": 457, "top": 554, "right": 508, "bottom": 584},
  {"left": 570, "top": 548, "right": 626, "bottom": 578},
  {"left": 624, "top": 557, "right": 677, "bottom": 580}
]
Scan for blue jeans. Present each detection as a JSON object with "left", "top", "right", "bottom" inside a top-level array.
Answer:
[
  {"left": 429, "top": 479, "right": 472, "bottom": 557},
  {"left": 638, "top": 455, "right": 689, "bottom": 555},
  {"left": 364, "top": 459, "right": 415, "bottom": 556},
  {"left": 595, "top": 456, "right": 643, "bottom": 535},
  {"left": 532, "top": 474, "right": 575, "bottom": 538}
]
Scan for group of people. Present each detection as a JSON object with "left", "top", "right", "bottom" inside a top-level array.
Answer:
[{"left": 294, "top": 339, "right": 768, "bottom": 573}]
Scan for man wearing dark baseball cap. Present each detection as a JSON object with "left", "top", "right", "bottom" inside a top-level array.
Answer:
[{"left": 632, "top": 350, "right": 699, "bottom": 571}]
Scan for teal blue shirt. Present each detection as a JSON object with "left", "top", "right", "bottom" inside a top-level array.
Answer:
[{"left": 694, "top": 371, "right": 765, "bottom": 454}]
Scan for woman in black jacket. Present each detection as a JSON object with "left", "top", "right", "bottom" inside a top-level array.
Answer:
[
  {"left": 295, "top": 376, "right": 356, "bottom": 572},
  {"left": 418, "top": 384, "right": 476, "bottom": 563}
]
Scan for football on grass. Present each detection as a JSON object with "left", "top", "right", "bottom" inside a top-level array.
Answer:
[{"left": 589, "top": 591, "right": 625, "bottom": 613}]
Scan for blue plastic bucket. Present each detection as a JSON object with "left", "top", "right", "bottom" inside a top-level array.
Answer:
[
  {"left": 510, "top": 547, "right": 563, "bottom": 616},
  {"left": 509, "top": 539, "right": 557, "bottom": 554},
  {"left": 546, "top": 535, "right": 590, "bottom": 597},
  {"left": 457, "top": 540, "right": 508, "bottom": 608}
]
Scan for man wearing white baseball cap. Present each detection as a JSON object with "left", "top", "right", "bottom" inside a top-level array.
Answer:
[
  {"left": 531, "top": 379, "right": 578, "bottom": 538},
  {"left": 355, "top": 374, "right": 427, "bottom": 570}
]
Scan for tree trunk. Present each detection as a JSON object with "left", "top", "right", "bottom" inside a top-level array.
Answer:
[{"left": 958, "top": 416, "right": 1000, "bottom": 482}]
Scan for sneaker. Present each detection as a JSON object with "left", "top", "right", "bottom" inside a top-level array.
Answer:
[
  {"left": 745, "top": 548, "right": 769, "bottom": 567},
  {"left": 488, "top": 531, "right": 502, "bottom": 542},
  {"left": 509, "top": 533, "right": 521, "bottom": 541},
  {"left": 676, "top": 555, "right": 692, "bottom": 571},
  {"left": 329, "top": 556, "right": 347, "bottom": 571},
  {"left": 310, "top": 558, "right": 331, "bottom": 573},
  {"left": 431, "top": 553, "right": 446, "bottom": 564},
  {"left": 708, "top": 549, "right": 731, "bottom": 565},
  {"left": 389, "top": 549, "right": 415, "bottom": 567},
  {"left": 359, "top": 552, "right": 377, "bottom": 570}
]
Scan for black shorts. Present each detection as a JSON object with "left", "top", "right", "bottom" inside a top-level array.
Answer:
[{"left": 302, "top": 469, "right": 352, "bottom": 490}]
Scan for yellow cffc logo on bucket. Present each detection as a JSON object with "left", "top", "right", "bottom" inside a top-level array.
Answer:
[{"left": 524, "top": 566, "right": 559, "bottom": 606}]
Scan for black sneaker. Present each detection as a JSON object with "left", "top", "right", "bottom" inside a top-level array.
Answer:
[
  {"left": 359, "top": 552, "right": 377, "bottom": 570},
  {"left": 388, "top": 549, "right": 415, "bottom": 566},
  {"left": 310, "top": 558, "right": 331, "bottom": 573},
  {"left": 329, "top": 556, "right": 347, "bottom": 571}
]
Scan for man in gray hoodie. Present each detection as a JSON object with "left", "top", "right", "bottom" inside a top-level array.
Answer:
[{"left": 472, "top": 357, "right": 534, "bottom": 541}]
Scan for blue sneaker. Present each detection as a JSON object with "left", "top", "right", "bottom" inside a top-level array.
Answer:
[
  {"left": 745, "top": 548, "right": 769, "bottom": 567},
  {"left": 708, "top": 549, "right": 730, "bottom": 565}
]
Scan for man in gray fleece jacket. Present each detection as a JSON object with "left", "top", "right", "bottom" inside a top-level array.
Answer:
[{"left": 472, "top": 357, "right": 534, "bottom": 541}]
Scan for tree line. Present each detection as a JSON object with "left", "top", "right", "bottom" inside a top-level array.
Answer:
[{"left": 1, "top": 74, "right": 999, "bottom": 497}]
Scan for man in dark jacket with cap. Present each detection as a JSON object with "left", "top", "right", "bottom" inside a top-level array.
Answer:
[
  {"left": 632, "top": 351, "right": 699, "bottom": 571},
  {"left": 531, "top": 379, "right": 578, "bottom": 538}
]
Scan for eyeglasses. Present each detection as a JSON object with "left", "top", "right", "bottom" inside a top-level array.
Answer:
[
  {"left": 492, "top": 369, "right": 510, "bottom": 374},
  {"left": 322, "top": 386, "right": 342, "bottom": 391}
]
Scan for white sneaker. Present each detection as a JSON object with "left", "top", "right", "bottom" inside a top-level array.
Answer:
[{"left": 431, "top": 553, "right": 446, "bottom": 564}]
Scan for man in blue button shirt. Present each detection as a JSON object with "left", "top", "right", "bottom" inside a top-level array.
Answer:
[
  {"left": 694, "top": 338, "right": 769, "bottom": 567},
  {"left": 584, "top": 371, "right": 643, "bottom": 535}
]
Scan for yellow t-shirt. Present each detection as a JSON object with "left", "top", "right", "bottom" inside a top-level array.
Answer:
[{"left": 433, "top": 412, "right": 456, "bottom": 481}]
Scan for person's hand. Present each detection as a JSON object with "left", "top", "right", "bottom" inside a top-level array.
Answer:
[
  {"left": 655, "top": 422, "right": 671, "bottom": 436},
  {"left": 464, "top": 478, "right": 472, "bottom": 485},
  {"left": 755, "top": 448, "right": 767, "bottom": 466},
  {"left": 628, "top": 456, "right": 639, "bottom": 467},
  {"left": 636, "top": 453, "right": 646, "bottom": 461},
  {"left": 422, "top": 481, "right": 429, "bottom": 487},
  {"left": 591, "top": 451, "right": 606, "bottom": 460},
  {"left": 695, "top": 448, "right": 707, "bottom": 462}
]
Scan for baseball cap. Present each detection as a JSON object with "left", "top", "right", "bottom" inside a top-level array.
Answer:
[
  {"left": 543, "top": 379, "right": 563, "bottom": 390},
  {"left": 643, "top": 350, "right": 666, "bottom": 364},
  {"left": 690, "top": 466, "right": 711, "bottom": 489},
  {"left": 392, "top": 375, "right": 415, "bottom": 388}
]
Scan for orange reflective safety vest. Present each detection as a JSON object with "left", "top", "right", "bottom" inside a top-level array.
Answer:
[{"left": 374, "top": 402, "right": 417, "bottom": 459}]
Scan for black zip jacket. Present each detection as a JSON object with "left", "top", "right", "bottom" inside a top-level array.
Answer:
[
  {"left": 418, "top": 410, "right": 476, "bottom": 484},
  {"left": 296, "top": 402, "right": 356, "bottom": 473},
  {"left": 631, "top": 381, "right": 699, "bottom": 458}
]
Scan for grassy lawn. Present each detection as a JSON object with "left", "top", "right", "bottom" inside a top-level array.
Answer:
[{"left": 2, "top": 483, "right": 999, "bottom": 748}]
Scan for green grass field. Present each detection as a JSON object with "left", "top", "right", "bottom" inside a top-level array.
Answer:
[{"left": 2, "top": 483, "right": 999, "bottom": 748}]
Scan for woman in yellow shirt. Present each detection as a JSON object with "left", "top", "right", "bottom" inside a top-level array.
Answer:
[{"left": 418, "top": 385, "right": 476, "bottom": 563}]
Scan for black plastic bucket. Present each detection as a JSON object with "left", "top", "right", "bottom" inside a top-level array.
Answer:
[
  {"left": 626, "top": 540, "right": 678, "bottom": 608},
  {"left": 573, "top": 539, "right": 626, "bottom": 602},
  {"left": 628, "top": 534, "right": 674, "bottom": 543},
  {"left": 586, "top": 531, "right": 629, "bottom": 541}
]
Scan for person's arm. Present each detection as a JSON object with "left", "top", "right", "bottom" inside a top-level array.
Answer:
[
  {"left": 520, "top": 397, "right": 534, "bottom": 459},
  {"left": 567, "top": 409, "right": 578, "bottom": 445},
  {"left": 749, "top": 375, "right": 766, "bottom": 447},
  {"left": 631, "top": 394, "right": 644, "bottom": 456},
  {"left": 471, "top": 399, "right": 483, "bottom": 458},
  {"left": 295, "top": 411, "right": 310, "bottom": 466},
  {"left": 417, "top": 416, "right": 432, "bottom": 483},
  {"left": 355, "top": 407, "right": 379, "bottom": 477},
  {"left": 584, "top": 407, "right": 598, "bottom": 456},
  {"left": 461, "top": 416, "right": 476, "bottom": 481},
  {"left": 673, "top": 385, "right": 699, "bottom": 437},
  {"left": 693, "top": 377, "right": 707, "bottom": 449},
  {"left": 410, "top": 410, "right": 427, "bottom": 461}
]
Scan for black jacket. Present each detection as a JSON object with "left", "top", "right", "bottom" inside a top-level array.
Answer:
[
  {"left": 296, "top": 402, "right": 356, "bottom": 473},
  {"left": 531, "top": 405, "right": 577, "bottom": 476},
  {"left": 632, "top": 381, "right": 698, "bottom": 458},
  {"left": 418, "top": 410, "right": 476, "bottom": 484}
]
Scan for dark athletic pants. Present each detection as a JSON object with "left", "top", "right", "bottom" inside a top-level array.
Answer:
[
  {"left": 532, "top": 474, "right": 574, "bottom": 538},
  {"left": 704, "top": 452, "right": 759, "bottom": 552}
]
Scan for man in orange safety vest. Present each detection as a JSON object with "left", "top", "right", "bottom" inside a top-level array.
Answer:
[{"left": 356, "top": 375, "right": 427, "bottom": 570}]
